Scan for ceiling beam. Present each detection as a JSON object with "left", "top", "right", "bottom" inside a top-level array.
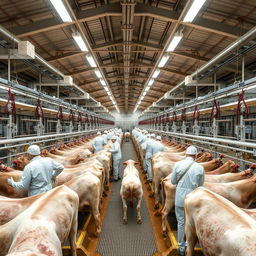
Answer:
[
  {"left": 9, "top": 3, "right": 246, "bottom": 39},
  {"left": 66, "top": 68, "right": 92, "bottom": 76},
  {"left": 46, "top": 52, "right": 85, "bottom": 62}
]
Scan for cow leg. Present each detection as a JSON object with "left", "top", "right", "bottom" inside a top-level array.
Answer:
[
  {"left": 153, "top": 177, "right": 160, "bottom": 208},
  {"left": 136, "top": 195, "right": 142, "bottom": 224},
  {"left": 122, "top": 197, "right": 128, "bottom": 224},
  {"left": 184, "top": 208, "right": 197, "bottom": 256},
  {"left": 69, "top": 206, "right": 78, "bottom": 256},
  {"left": 160, "top": 183, "right": 172, "bottom": 235}
]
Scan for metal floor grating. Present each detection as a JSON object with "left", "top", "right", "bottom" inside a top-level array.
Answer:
[{"left": 97, "top": 141, "right": 157, "bottom": 256}]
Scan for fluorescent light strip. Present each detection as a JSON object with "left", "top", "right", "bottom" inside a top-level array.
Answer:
[
  {"left": 148, "top": 78, "right": 154, "bottom": 86},
  {"left": 100, "top": 79, "right": 106, "bottom": 86},
  {"left": 94, "top": 69, "right": 102, "bottom": 78},
  {"left": 72, "top": 32, "right": 88, "bottom": 51},
  {"left": 183, "top": 0, "right": 207, "bottom": 22},
  {"left": 86, "top": 54, "right": 97, "bottom": 68},
  {"left": 152, "top": 69, "right": 161, "bottom": 79},
  {"left": 158, "top": 54, "right": 170, "bottom": 68},
  {"left": 167, "top": 33, "right": 183, "bottom": 52},
  {"left": 49, "top": 0, "right": 72, "bottom": 22}
]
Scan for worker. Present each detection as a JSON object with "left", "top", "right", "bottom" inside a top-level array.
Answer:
[
  {"left": 151, "top": 135, "right": 164, "bottom": 155},
  {"left": 92, "top": 131, "right": 106, "bottom": 152},
  {"left": 144, "top": 133, "right": 155, "bottom": 183},
  {"left": 109, "top": 136, "right": 122, "bottom": 181},
  {"left": 141, "top": 133, "right": 150, "bottom": 171},
  {"left": 170, "top": 145, "right": 204, "bottom": 256},
  {"left": 7, "top": 145, "right": 64, "bottom": 197},
  {"left": 102, "top": 130, "right": 108, "bottom": 144}
]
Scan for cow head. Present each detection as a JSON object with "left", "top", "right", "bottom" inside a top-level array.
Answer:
[
  {"left": 41, "top": 149, "right": 49, "bottom": 157},
  {"left": 231, "top": 162, "right": 239, "bottom": 172},
  {"left": 49, "top": 147, "right": 56, "bottom": 153},
  {"left": 242, "top": 169, "right": 253, "bottom": 177},
  {"left": 13, "top": 156, "right": 29, "bottom": 170},
  {"left": 219, "top": 154, "right": 225, "bottom": 159},
  {"left": 123, "top": 160, "right": 139, "bottom": 165},
  {"left": 250, "top": 164, "right": 256, "bottom": 170}
]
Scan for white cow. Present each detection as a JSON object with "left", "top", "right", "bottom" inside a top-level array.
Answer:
[
  {"left": 185, "top": 187, "right": 256, "bottom": 256},
  {"left": 0, "top": 185, "right": 79, "bottom": 256},
  {"left": 120, "top": 160, "right": 143, "bottom": 224}
]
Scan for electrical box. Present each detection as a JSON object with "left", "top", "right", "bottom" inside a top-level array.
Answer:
[
  {"left": 18, "top": 41, "right": 35, "bottom": 59},
  {"left": 185, "top": 75, "right": 197, "bottom": 86},
  {"left": 62, "top": 76, "right": 73, "bottom": 85}
]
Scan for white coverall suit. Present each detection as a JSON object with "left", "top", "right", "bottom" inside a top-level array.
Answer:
[
  {"left": 144, "top": 139, "right": 155, "bottom": 181},
  {"left": 8, "top": 156, "right": 64, "bottom": 196},
  {"left": 171, "top": 157, "right": 204, "bottom": 254},
  {"left": 92, "top": 136, "right": 106, "bottom": 152},
  {"left": 110, "top": 141, "right": 122, "bottom": 180},
  {"left": 151, "top": 140, "right": 164, "bottom": 155}
]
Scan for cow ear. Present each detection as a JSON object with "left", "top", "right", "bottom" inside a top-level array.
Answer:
[
  {"left": 134, "top": 161, "right": 139, "bottom": 165},
  {"left": 123, "top": 161, "right": 128, "bottom": 165}
]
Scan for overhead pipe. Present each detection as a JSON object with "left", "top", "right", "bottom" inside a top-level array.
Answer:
[
  {"left": 157, "top": 24, "right": 256, "bottom": 103},
  {"left": 0, "top": 25, "right": 102, "bottom": 104}
]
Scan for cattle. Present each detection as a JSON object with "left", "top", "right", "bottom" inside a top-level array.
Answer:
[
  {"left": 0, "top": 185, "right": 78, "bottom": 256},
  {"left": 184, "top": 187, "right": 256, "bottom": 256},
  {"left": 151, "top": 153, "right": 219, "bottom": 209},
  {"left": 0, "top": 173, "right": 102, "bottom": 237},
  {"left": 205, "top": 159, "right": 238, "bottom": 174},
  {"left": 0, "top": 171, "right": 26, "bottom": 198},
  {"left": 160, "top": 167, "right": 256, "bottom": 235},
  {"left": 120, "top": 160, "right": 143, "bottom": 224},
  {"left": 124, "top": 132, "right": 130, "bottom": 142},
  {"left": 41, "top": 149, "right": 85, "bottom": 166},
  {"left": 65, "top": 172, "right": 102, "bottom": 236},
  {"left": 0, "top": 194, "right": 41, "bottom": 225},
  {"left": 205, "top": 168, "right": 251, "bottom": 183}
]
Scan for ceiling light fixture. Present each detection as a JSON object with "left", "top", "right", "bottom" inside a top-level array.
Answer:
[
  {"left": 148, "top": 78, "right": 154, "bottom": 86},
  {"left": 72, "top": 32, "right": 88, "bottom": 51},
  {"left": 49, "top": 0, "right": 72, "bottom": 22},
  {"left": 100, "top": 79, "right": 106, "bottom": 86},
  {"left": 152, "top": 69, "right": 161, "bottom": 79},
  {"left": 86, "top": 54, "right": 97, "bottom": 67},
  {"left": 94, "top": 69, "right": 102, "bottom": 78},
  {"left": 167, "top": 31, "right": 183, "bottom": 52},
  {"left": 158, "top": 54, "right": 170, "bottom": 68},
  {"left": 183, "top": 0, "right": 207, "bottom": 23}
]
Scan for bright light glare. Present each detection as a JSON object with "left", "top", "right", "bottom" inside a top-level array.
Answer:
[
  {"left": 86, "top": 54, "right": 97, "bottom": 67},
  {"left": 148, "top": 78, "right": 154, "bottom": 86},
  {"left": 152, "top": 69, "right": 161, "bottom": 79},
  {"left": 158, "top": 54, "right": 170, "bottom": 68},
  {"left": 72, "top": 33, "right": 88, "bottom": 51},
  {"left": 167, "top": 33, "right": 183, "bottom": 51},
  {"left": 49, "top": 0, "right": 72, "bottom": 22},
  {"left": 94, "top": 69, "right": 102, "bottom": 78},
  {"left": 100, "top": 79, "right": 106, "bottom": 86},
  {"left": 183, "top": 0, "right": 207, "bottom": 22},
  {"left": 145, "top": 86, "right": 150, "bottom": 92}
]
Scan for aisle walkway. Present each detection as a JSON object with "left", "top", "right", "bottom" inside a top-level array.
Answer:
[{"left": 97, "top": 140, "right": 157, "bottom": 256}]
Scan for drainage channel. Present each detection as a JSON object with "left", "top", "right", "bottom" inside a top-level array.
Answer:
[{"left": 96, "top": 140, "right": 158, "bottom": 256}]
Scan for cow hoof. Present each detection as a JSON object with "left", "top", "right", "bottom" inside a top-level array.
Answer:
[
  {"left": 154, "top": 211, "right": 161, "bottom": 216},
  {"left": 123, "top": 219, "right": 128, "bottom": 224},
  {"left": 137, "top": 219, "right": 142, "bottom": 224},
  {"left": 162, "top": 230, "right": 167, "bottom": 237},
  {"left": 154, "top": 204, "right": 160, "bottom": 210}
]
